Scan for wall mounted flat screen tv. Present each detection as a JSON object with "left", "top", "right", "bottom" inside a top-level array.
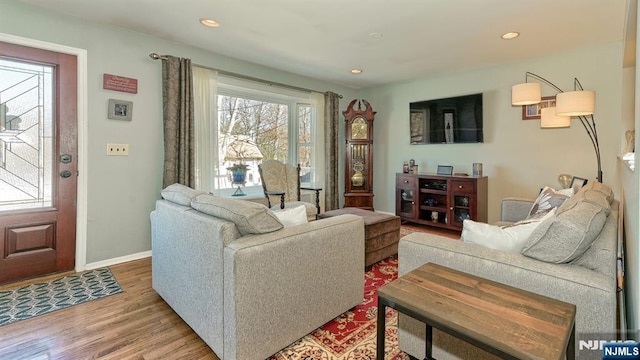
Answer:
[{"left": 409, "top": 93, "right": 483, "bottom": 144}]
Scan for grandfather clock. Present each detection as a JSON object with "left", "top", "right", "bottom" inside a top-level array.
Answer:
[{"left": 343, "top": 99, "right": 375, "bottom": 210}]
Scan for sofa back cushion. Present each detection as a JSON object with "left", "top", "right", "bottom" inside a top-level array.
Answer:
[
  {"left": 521, "top": 200, "right": 607, "bottom": 263},
  {"left": 557, "top": 187, "right": 611, "bottom": 216},
  {"left": 570, "top": 199, "right": 619, "bottom": 276},
  {"left": 581, "top": 181, "right": 614, "bottom": 203},
  {"left": 161, "top": 183, "right": 206, "bottom": 206},
  {"left": 191, "top": 194, "right": 283, "bottom": 235}
]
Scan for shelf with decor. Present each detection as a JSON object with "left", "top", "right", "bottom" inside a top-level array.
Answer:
[{"left": 395, "top": 173, "right": 488, "bottom": 231}]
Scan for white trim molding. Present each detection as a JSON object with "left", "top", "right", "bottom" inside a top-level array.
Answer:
[{"left": 85, "top": 251, "right": 152, "bottom": 271}]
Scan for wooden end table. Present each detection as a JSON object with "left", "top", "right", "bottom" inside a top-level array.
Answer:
[{"left": 377, "top": 263, "right": 576, "bottom": 360}]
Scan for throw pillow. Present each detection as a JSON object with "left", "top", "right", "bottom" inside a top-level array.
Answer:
[
  {"left": 161, "top": 183, "right": 206, "bottom": 206},
  {"left": 461, "top": 209, "right": 555, "bottom": 253},
  {"left": 273, "top": 205, "right": 308, "bottom": 227},
  {"left": 527, "top": 186, "right": 573, "bottom": 219},
  {"left": 191, "top": 194, "right": 283, "bottom": 235},
  {"left": 521, "top": 201, "right": 607, "bottom": 263}
]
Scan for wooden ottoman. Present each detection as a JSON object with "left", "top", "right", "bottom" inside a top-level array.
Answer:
[{"left": 318, "top": 208, "right": 401, "bottom": 267}]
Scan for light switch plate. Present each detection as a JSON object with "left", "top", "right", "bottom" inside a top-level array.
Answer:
[{"left": 106, "top": 143, "right": 129, "bottom": 156}]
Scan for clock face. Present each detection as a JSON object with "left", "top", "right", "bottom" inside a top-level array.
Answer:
[{"left": 351, "top": 117, "right": 368, "bottom": 140}]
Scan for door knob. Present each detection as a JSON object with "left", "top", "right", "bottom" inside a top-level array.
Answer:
[{"left": 60, "top": 170, "right": 72, "bottom": 178}]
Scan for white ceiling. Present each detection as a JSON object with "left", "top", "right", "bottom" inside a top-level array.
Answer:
[{"left": 21, "top": 0, "right": 632, "bottom": 89}]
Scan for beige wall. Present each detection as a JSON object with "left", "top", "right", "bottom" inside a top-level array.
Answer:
[{"left": 361, "top": 43, "right": 624, "bottom": 223}]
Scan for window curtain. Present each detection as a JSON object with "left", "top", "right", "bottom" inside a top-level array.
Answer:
[
  {"left": 311, "top": 92, "right": 326, "bottom": 212},
  {"left": 192, "top": 66, "right": 218, "bottom": 192},
  {"left": 161, "top": 56, "right": 194, "bottom": 188},
  {"left": 324, "top": 91, "right": 341, "bottom": 210}
]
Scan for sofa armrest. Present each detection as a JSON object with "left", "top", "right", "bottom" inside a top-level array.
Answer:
[
  {"left": 222, "top": 214, "right": 365, "bottom": 360},
  {"left": 151, "top": 201, "right": 240, "bottom": 357},
  {"left": 500, "top": 196, "right": 534, "bottom": 223}
]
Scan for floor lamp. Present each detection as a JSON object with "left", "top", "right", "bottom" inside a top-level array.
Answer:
[{"left": 512, "top": 72, "right": 602, "bottom": 183}]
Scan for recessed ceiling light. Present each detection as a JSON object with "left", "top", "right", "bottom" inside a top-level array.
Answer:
[
  {"left": 501, "top": 32, "right": 520, "bottom": 40},
  {"left": 200, "top": 18, "right": 220, "bottom": 28},
  {"left": 351, "top": 69, "right": 363, "bottom": 74}
]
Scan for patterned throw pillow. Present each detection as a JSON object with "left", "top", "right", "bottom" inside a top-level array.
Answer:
[{"left": 527, "top": 186, "right": 573, "bottom": 219}]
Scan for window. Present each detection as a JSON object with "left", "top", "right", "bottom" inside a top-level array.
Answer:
[
  {"left": 297, "top": 104, "right": 314, "bottom": 185},
  {"left": 214, "top": 81, "right": 315, "bottom": 193}
]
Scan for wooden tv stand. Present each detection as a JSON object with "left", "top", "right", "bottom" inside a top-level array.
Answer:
[{"left": 395, "top": 173, "right": 487, "bottom": 231}]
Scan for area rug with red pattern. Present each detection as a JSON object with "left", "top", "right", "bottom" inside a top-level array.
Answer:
[{"left": 269, "top": 256, "right": 409, "bottom": 360}]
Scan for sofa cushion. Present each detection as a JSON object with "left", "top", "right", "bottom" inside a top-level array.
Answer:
[
  {"left": 581, "top": 181, "right": 614, "bottom": 204},
  {"left": 461, "top": 209, "right": 554, "bottom": 253},
  {"left": 521, "top": 201, "right": 607, "bottom": 263},
  {"left": 273, "top": 205, "right": 308, "bottom": 227},
  {"left": 191, "top": 194, "right": 283, "bottom": 235},
  {"left": 526, "top": 186, "right": 572, "bottom": 219},
  {"left": 161, "top": 183, "right": 206, "bottom": 206},
  {"left": 557, "top": 187, "right": 611, "bottom": 216}
]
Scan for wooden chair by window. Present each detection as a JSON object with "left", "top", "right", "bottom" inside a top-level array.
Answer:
[{"left": 258, "top": 160, "right": 322, "bottom": 221}]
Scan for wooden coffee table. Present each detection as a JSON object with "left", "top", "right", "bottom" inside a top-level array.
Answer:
[{"left": 377, "top": 263, "right": 576, "bottom": 360}]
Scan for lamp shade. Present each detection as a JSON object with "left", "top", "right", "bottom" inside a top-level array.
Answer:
[
  {"left": 540, "top": 107, "right": 570, "bottom": 128},
  {"left": 556, "top": 90, "right": 595, "bottom": 116},
  {"left": 512, "top": 82, "right": 541, "bottom": 105}
]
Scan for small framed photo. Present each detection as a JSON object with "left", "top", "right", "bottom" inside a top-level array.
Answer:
[
  {"left": 108, "top": 99, "right": 133, "bottom": 121},
  {"left": 522, "top": 96, "right": 556, "bottom": 120},
  {"left": 570, "top": 176, "right": 588, "bottom": 193},
  {"left": 437, "top": 165, "right": 453, "bottom": 176}
]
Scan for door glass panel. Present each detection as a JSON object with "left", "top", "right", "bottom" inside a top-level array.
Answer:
[{"left": 0, "top": 58, "right": 54, "bottom": 211}]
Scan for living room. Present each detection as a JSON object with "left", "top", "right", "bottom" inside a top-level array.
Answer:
[{"left": 0, "top": 0, "right": 638, "bottom": 358}]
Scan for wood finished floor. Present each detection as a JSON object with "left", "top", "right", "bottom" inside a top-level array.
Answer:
[
  {"left": 0, "top": 257, "right": 219, "bottom": 360},
  {"left": 0, "top": 224, "right": 454, "bottom": 360}
]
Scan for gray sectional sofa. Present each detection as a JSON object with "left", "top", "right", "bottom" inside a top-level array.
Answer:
[
  {"left": 397, "top": 181, "right": 619, "bottom": 360},
  {"left": 150, "top": 184, "right": 365, "bottom": 360}
]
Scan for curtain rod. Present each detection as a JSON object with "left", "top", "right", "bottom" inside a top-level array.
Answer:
[{"left": 149, "top": 53, "right": 342, "bottom": 98}]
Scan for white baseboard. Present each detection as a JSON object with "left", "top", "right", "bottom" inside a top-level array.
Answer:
[
  {"left": 84, "top": 250, "right": 152, "bottom": 270},
  {"left": 375, "top": 210, "right": 395, "bottom": 216}
]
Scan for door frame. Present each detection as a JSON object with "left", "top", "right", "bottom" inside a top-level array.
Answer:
[{"left": 0, "top": 33, "right": 88, "bottom": 272}]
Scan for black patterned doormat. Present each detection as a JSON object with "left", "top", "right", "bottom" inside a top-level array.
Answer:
[{"left": 0, "top": 268, "right": 123, "bottom": 327}]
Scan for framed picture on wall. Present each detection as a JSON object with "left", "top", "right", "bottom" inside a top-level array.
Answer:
[
  {"left": 522, "top": 96, "right": 556, "bottom": 120},
  {"left": 108, "top": 99, "right": 133, "bottom": 121}
]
